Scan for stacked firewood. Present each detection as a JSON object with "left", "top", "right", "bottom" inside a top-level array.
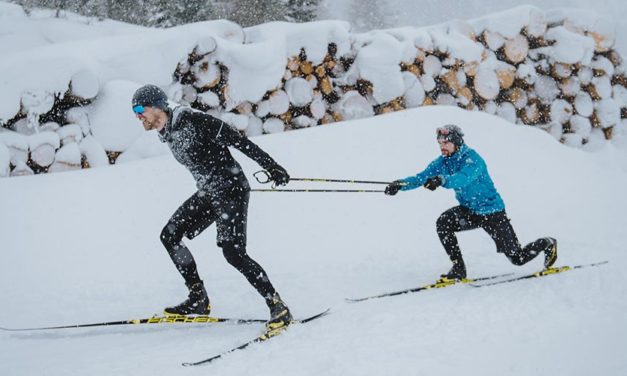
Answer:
[
  {"left": 170, "top": 15, "right": 626, "bottom": 148},
  {"left": 0, "top": 69, "right": 106, "bottom": 177}
]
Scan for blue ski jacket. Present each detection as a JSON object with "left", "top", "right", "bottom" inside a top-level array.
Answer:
[{"left": 400, "top": 144, "right": 505, "bottom": 215}]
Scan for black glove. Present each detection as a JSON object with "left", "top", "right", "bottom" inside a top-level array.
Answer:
[
  {"left": 423, "top": 176, "right": 442, "bottom": 191},
  {"left": 268, "top": 165, "right": 290, "bottom": 186},
  {"left": 385, "top": 180, "right": 403, "bottom": 196}
]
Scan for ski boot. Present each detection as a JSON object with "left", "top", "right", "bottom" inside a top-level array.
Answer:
[
  {"left": 265, "top": 293, "right": 293, "bottom": 337},
  {"left": 439, "top": 260, "right": 467, "bottom": 283},
  {"left": 164, "top": 282, "right": 211, "bottom": 316},
  {"left": 543, "top": 237, "right": 558, "bottom": 269}
]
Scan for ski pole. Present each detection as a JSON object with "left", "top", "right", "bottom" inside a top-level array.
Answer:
[
  {"left": 253, "top": 170, "right": 392, "bottom": 185},
  {"left": 251, "top": 188, "right": 384, "bottom": 193}
]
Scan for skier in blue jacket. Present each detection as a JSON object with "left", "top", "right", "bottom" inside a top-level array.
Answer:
[{"left": 385, "top": 124, "right": 558, "bottom": 280}]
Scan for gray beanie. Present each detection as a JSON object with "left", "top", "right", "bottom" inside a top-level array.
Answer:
[{"left": 436, "top": 124, "right": 464, "bottom": 147}]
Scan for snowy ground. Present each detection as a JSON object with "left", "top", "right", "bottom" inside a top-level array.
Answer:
[{"left": 1, "top": 106, "right": 626, "bottom": 375}]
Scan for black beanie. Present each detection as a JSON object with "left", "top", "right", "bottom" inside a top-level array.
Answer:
[{"left": 132, "top": 84, "right": 169, "bottom": 111}]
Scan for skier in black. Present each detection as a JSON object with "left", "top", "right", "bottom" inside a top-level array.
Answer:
[
  {"left": 385, "top": 124, "right": 558, "bottom": 280},
  {"left": 131, "top": 84, "right": 291, "bottom": 330}
]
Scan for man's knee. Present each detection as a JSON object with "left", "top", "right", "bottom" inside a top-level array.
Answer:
[
  {"left": 221, "top": 242, "right": 247, "bottom": 267},
  {"left": 161, "top": 222, "right": 182, "bottom": 250},
  {"left": 437, "top": 212, "right": 454, "bottom": 233}
]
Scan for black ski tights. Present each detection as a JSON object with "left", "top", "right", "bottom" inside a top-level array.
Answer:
[
  {"left": 160, "top": 189, "right": 277, "bottom": 301},
  {"left": 436, "top": 206, "right": 550, "bottom": 266}
]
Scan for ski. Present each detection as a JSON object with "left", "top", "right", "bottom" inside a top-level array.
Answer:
[
  {"left": 469, "top": 260, "right": 609, "bottom": 288},
  {"left": 345, "top": 272, "right": 514, "bottom": 303},
  {"left": 182, "top": 309, "right": 330, "bottom": 367},
  {"left": 0, "top": 313, "right": 318, "bottom": 332}
]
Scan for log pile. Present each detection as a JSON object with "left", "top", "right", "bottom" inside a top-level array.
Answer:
[
  {"left": 0, "top": 69, "right": 103, "bottom": 176},
  {"left": 169, "top": 13, "right": 627, "bottom": 149},
  {"left": 2, "top": 9, "right": 626, "bottom": 178}
]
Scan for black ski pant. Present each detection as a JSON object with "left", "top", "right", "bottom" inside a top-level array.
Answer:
[
  {"left": 160, "top": 187, "right": 276, "bottom": 301},
  {"left": 436, "top": 206, "right": 550, "bottom": 266}
]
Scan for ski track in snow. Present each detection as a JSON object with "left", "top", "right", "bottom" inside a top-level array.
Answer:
[{"left": 1, "top": 106, "right": 626, "bottom": 375}]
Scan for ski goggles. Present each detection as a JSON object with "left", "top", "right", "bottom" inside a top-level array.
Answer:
[
  {"left": 436, "top": 127, "right": 451, "bottom": 141},
  {"left": 133, "top": 105, "right": 145, "bottom": 115}
]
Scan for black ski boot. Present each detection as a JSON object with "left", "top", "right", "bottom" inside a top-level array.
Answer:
[
  {"left": 440, "top": 260, "right": 467, "bottom": 281},
  {"left": 544, "top": 237, "right": 558, "bottom": 269},
  {"left": 164, "top": 282, "right": 211, "bottom": 316},
  {"left": 266, "top": 293, "right": 292, "bottom": 332}
]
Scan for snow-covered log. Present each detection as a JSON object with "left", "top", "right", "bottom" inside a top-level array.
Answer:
[
  {"left": 10, "top": 161, "right": 33, "bottom": 177},
  {"left": 245, "top": 115, "right": 263, "bottom": 137},
  {"left": 29, "top": 132, "right": 60, "bottom": 168},
  {"left": 291, "top": 115, "right": 316, "bottom": 128},
  {"left": 48, "top": 143, "right": 82, "bottom": 173},
  {"left": 193, "top": 60, "right": 221, "bottom": 89},
  {"left": 285, "top": 78, "right": 314, "bottom": 107},
  {"left": 79, "top": 135, "right": 109, "bottom": 168},
  {"left": 550, "top": 99, "right": 573, "bottom": 124},
  {"left": 333, "top": 91, "right": 374, "bottom": 121},
  {"left": 310, "top": 99, "right": 326, "bottom": 120},
  {"left": 0, "top": 130, "right": 29, "bottom": 165},
  {"left": 574, "top": 92, "right": 594, "bottom": 117},
  {"left": 474, "top": 65, "right": 500, "bottom": 100},
  {"left": 496, "top": 64, "right": 516, "bottom": 90},
  {"left": 403, "top": 72, "right": 426, "bottom": 108},
  {"left": 505, "top": 88, "right": 528, "bottom": 109},
  {"left": 56, "top": 124, "right": 83, "bottom": 145},
  {"left": 504, "top": 34, "right": 529, "bottom": 64},
  {"left": 263, "top": 118, "right": 285, "bottom": 134},
  {"left": 535, "top": 75, "right": 560, "bottom": 103}
]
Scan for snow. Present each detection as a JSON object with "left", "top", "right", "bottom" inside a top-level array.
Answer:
[
  {"left": 402, "top": 72, "right": 426, "bottom": 108},
  {"left": 0, "top": 141, "right": 9, "bottom": 177},
  {"left": 53, "top": 142, "right": 81, "bottom": 165},
  {"left": 352, "top": 32, "right": 405, "bottom": 104},
  {"left": 88, "top": 80, "right": 143, "bottom": 152},
  {"left": 471, "top": 5, "right": 547, "bottom": 38},
  {"left": 1, "top": 106, "right": 626, "bottom": 375},
  {"left": 544, "top": 26, "right": 595, "bottom": 65},
  {"left": 430, "top": 27, "right": 484, "bottom": 62},
  {"left": 0, "top": 17, "right": 244, "bottom": 122},
  {"left": 333, "top": 91, "right": 375, "bottom": 120},
  {"left": 245, "top": 21, "right": 352, "bottom": 65},
  {"left": 262, "top": 118, "right": 285, "bottom": 134},
  {"left": 475, "top": 64, "right": 500, "bottom": 100},
  {"left": 79, "top": 135, "right": 109, "bottom": 168},
  {"left": 574, "top": 92, "right": 594, "bottom": 117},
  {"left": 28, "top": 131, "right": 60, "bottom": 150},
  {"left": 56, "top": 124, "right": 83, "bottom": 145},
  {"left": 214, "top": 37, "right": 286, "bottom": 105},
  {"left": 595, "top": 98, "right": 622, "bottom": 128}
]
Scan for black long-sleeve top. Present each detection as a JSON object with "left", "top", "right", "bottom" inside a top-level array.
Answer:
[{"left": 159, "top": 106, "right": 277, "bottom": 193}]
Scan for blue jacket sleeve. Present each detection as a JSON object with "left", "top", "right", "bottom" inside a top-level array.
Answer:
[
  {"left": 399, "top": 158, "right": 444, "bottom": 191},
  {"left": 441, "top": 153, "right": 484, "bottom": 189}
]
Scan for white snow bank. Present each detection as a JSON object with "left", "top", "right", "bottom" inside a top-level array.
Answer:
[
  {"left": 471, "top": 5, "right": 547, "bottom": 38},
  {"left": 245, "top": 21, "right": 351, "bottom": 64},
  {"left": 89, "top": 80, "right": 143, "bottom": 152},
  {"left": 0, "top": 3, "right": 143, "bottom": 55},
  {"left": 0, "top": 142, "right": 9, "bottom": 177}
]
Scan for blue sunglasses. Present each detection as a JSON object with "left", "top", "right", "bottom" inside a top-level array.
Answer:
[{"left": 133, "top": 105, "right": 145, "bottom": 114}]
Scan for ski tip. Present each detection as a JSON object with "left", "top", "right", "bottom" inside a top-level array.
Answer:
[{"left": 299, "top": 308, "right": 331, "bottom": 323}]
